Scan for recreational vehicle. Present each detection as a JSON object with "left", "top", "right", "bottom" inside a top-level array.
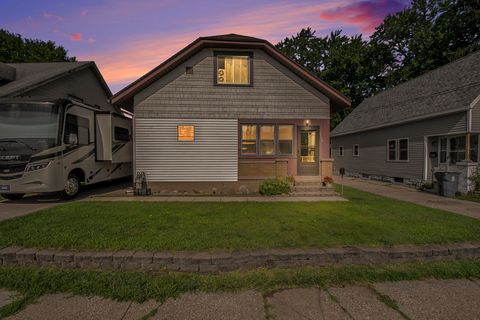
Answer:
[{"left": 0, "top": 98, "right": 132, "bottom": 199}]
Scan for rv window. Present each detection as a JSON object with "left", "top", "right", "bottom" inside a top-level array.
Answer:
[
  {"left": 114, "top": 126, "right": 130, "bottom": 142},
  {"left": 64, "top": 114, "right": 89, "bottom": 145}
]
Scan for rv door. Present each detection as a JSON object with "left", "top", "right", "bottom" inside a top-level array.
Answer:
[{"left": 95, "top": 113, "right": 112, "bottom": 161}]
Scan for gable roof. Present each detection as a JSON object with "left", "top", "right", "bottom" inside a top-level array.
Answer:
[
  {"left": 111, "top": 33, "right": 351, "bottom": 111},
  {"left": 0, "top": 61, "right": 112, "bottom": 98},
  {"left": 331, "top": 51, "right": 480, "bottom": 137}
]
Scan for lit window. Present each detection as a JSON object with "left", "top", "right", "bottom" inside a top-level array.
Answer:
[
  {"left": 177, "top": 125, "right": 194, "bottom": 141},
  {"left": 353, "top": 144, "right": 359, "bottom": 157},
  {"left": 260, "top": 125, "right": 275, "bottom": 155},
  {"left": 241, "top": 125, "right": 257, "bottom": 154},
  {"left": 217, "top": 56, "right": 250, "bottom": 85},
  {"left": 338, "top": 145, "right": 344, "bottom": 156},
  {"left": 278, "top": 125, "right": 293, "bottom": 155}
]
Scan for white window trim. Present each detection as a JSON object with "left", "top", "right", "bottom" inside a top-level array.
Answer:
[
  {"left": 353, "top": 144, "right": 359, "bottom": 157},
  {"left": 386, "top": 138, "right": 409, "bottom": 162},
  {"left": 438, "top": 134, "right": 469, "bottom": 165},
  {"left": 338, "top": 145, "right": 344, "bottom": 156}
]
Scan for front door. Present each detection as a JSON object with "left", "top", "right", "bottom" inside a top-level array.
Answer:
[{"left": 297, "top": 128, "right": 319, "bottom": 176}]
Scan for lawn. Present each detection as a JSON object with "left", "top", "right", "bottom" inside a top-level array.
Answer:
[{"left": 0, "top": 186, "right": 480, "bottom": 251}]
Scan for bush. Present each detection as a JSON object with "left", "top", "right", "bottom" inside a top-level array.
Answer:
[
  {"left": 259, "top": 178, "right": 291, "bottom": 196},
  {"left": 469, "top": 169, "right": 480, "bottom": 192}
]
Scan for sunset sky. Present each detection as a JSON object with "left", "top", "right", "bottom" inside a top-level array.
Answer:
[{"left": 2, "top": 0, "right": 409, "bottom": 93}]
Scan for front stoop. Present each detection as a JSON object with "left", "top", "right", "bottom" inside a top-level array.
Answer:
[{"left": 292, "top": 176, "right": 336, "bottom": 196}]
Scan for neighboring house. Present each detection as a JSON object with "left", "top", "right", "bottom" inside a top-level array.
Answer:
[
  {"left": 331, "top": 51, "right": 480, "bottom": 194},
  {"left": 112, "top": 34, "right": 350, "bottom": 194}
]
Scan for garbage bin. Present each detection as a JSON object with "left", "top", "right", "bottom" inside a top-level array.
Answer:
[{"left": 434, "top": 171, "right": 460, "bottom": 197}]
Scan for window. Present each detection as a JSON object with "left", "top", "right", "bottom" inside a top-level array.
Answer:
[
  {"left": 449, "top": 136, "right": 466, "bottom": 164},
  {"left": 353, "top": 144, "right": 359, "bottom": 156},
  {"left": 387, "top": 138, "right": 409, "bottom": 161},
  {"left": 241, "top": 125, "right": 257, "bottom": 154},
  {"left": 114, "top": 126, "right": 130, "bottom": 142},
  {"left": 278, "top": 125, "right": 293, "bottom": 155},
  {"left": 338, "top": 145, "right": 344, "bottom": 156},
  {"left": 177, "top": 125, "right": 194, "bottom": 141},
  {"left": 398, "top": 138, "right": 409, "bottom": 161},
  {"left": 440, "top": 138, "right": 447, "bottom": 163},
  {"left": 470, "top": 134, "right": 479, "bottom": 162},
  {"left": 216, "top": 55, "right": 250, "bottom": 85},
  {"left": 260, "top": 125, "right": 274, "bottom": 155},
  {"left": 64, "top": 114, "right": 89, "bottom": 145},
  {"left": 387, "top": 140, "right": 396, "bottom": 161}
]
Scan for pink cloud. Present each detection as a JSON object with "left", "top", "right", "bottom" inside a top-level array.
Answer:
[
  {"left": 320, "top": 0, "right": 407, "bottom": 33},
  {"left": 43, "top": 12, "right": 64, "bottom": 21},
  {"left": 69, "top": 33, "right": 83, "bottom": 42},
  {"left": 87, "top": 37, "right": 96, "bottom": 44}
]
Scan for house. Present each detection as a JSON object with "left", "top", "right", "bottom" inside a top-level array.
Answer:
[
  {"left": 331, "top": 51, "right": 480, "bottom": 194},
  {"left": 112, "top": 34, "right": 350, "bottom": 194}
]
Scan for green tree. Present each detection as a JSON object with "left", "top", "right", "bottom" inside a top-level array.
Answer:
[{"left": 0, "top": 29, "right": 76, "bottom": 63}]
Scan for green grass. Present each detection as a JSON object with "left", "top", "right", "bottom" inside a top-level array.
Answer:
[
  {"left": 457, "top": 194, "right": 480, "bottom": 203},
  {"left": 1, "top": 259, "right": 480, "bottom": 317},
  {"left": 0, "top": 186, "right": 480, "bottom": 251}
]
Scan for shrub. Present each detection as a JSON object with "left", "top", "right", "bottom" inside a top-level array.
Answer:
[
  {"left": 469, "top": 169, "right": 480, "bottom": 192},
  {"left": 259, "top": 178, "right": 291, "bottom": 196}
]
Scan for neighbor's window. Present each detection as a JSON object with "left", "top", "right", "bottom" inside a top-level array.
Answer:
[
  {"left": 64, "top": 114, "right": 89, "bottom": 145},
  {"left": 387, "top": 140, "right": 396, "bottom": 161},
  {"left": 114, "top": 126, "right": 130, "bottom": 142},
  {"left": 278, "top": 125, "right": 293, "bottom": 155},
  {"left": 260, "top": 125, "right": 275, "bottom": 155},
  {"left": 338, "top": 145, "right": 344, "bottom": 156},
  {"left": 353, "top": 144, "right": 359, "bottom": 156},
  {"left": 177, "top": 125, "right": 195, "bottom": 141},
  {"left": 398, "top": 138, "right": 409, "bottom": 161},
  {"left": 470, "top": 134, "right": 479, "bottom": 162},
  {"left": 241, "top": 125, "right": 257, "bottom": 154},
  {"left": 440, "top": 138, "right": 447, "bottom": 163},
  {"left": 217, "top": 55, "right": 250, "bottom": 85},
  {"left": 449, "top": 136, "right": 466, "bottom": 164}
]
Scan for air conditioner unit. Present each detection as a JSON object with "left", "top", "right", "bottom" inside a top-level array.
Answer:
[{"left": 217, "top": 69, "right": 225, "bottom": 83}]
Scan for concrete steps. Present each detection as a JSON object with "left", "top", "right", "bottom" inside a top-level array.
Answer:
[{"left": 291, "top": 176, "right": 337, "bottom": 197}]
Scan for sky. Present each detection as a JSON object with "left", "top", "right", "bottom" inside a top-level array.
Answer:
[{"left": 1, "top": 0, "right": 409, "bottom": 93}]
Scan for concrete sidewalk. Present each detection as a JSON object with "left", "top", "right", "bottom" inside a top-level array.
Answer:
[
  {"left": 4, "top": 279, "right": 480, "bottom": 319},
  {"left": 337, "top": 176, "right": 480, "bottom": 219}
]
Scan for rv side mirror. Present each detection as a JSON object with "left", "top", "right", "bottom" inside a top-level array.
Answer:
[{"left": 68, "top": 133, "right": 78, "bottom": 145}]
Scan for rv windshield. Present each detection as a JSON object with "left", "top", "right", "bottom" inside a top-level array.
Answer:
[{"left": 0, "top": 102, "right": 60, "bottom": 152}]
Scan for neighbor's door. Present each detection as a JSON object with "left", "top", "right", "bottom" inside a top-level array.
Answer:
[{"left": 297, "top": 128, "right": 319, "bottom": 176}]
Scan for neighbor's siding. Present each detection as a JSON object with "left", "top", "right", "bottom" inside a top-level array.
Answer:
[
  {"left": 134, "top": 48, "right": 330, "bottom": 119},
  {"left": 135, "top": 118, "right": 238, "bottom": 181},
  {"left": 26, "top": 68, "right": 115, "bottom": 112},
  {"left": 331, "top": 112, "right": 468, "bottom": 181},
  {"left": 472, "top": 99, "right": 480, "bottom": 132}
]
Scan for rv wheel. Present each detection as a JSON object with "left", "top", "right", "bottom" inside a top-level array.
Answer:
[
  {"left": 62, "top": 173, "right": 80, "bottom": 199},
  {"left": 1, "top": 193, "right": 25, "bottom": 201}
]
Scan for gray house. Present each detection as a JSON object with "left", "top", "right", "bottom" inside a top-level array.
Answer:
[
  {"left": 331, "top": 51, "right": 480, "bottom": 194},
  {"left": 112, "top": 34, "right": 350, "bottom": 194}
]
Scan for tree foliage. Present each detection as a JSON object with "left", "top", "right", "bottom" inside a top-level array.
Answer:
[
  {"left": 0, "top": 29, "right": 76, "bottom": 63},
  {"left": 276, "top": 0, "right": 480, "bottom": 129}
]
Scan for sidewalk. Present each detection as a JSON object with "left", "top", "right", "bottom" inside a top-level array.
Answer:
[
  {"left": 3, "top": 279, "right": 480, "bottom": 319},
  {"left": 337, "top": 176, "right": 480, "bottom": 219}
]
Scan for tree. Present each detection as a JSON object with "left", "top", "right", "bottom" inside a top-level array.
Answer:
[{"left": 0, "top": 29, "right": 76, "bottom": 63}]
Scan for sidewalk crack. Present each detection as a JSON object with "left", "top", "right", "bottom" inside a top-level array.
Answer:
[
  {"left": 324, "top": 288, "right": 355, "bottom": 320},
  {"left": 368, "top": 285, "right": 411, "bottom": 320}
]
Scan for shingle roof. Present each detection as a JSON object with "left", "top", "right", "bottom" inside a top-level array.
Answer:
[
  {"left": 0, "top": 62, "right": 112, "bottom": 98},
  {"left": 331, "top": 51, "right": 480, "bottom": 137}
]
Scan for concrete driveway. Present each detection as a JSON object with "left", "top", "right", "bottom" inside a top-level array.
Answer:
[{"left": 0, "top": 179, "right": 131, "bottom": 222}]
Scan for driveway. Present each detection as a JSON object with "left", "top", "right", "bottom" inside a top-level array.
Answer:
[
  {"left": 0, "top": 179, "right": 131, "bottom": 222},
  {"left": 337, "top": 176, "right": 480, "bottom": 219}
]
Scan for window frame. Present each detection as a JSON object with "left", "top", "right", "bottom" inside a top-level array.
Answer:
[
  {"left": 214, "top": 51, "right": 254, "bottom": 87},
  {"left": 438, "top": 135, "right": 470, "bottom": 165},
  {"left": 353, "top": 144, "right": 359, "bottom": 157},
  {"left": 63, "top": 113, "right": 90, "bottom": 146},
  {"left": 239, "top": 124, "right": 295, "bottom": 157},
  {"left": 240, "top": 124, "right": 258, "bottom": 155},
  {"left": 470, "top": 134, "right": 479, "bottom": 162},
  {"left": 277, "top": 125, "right": 294, "bottom": 155},
  {"left": 387, "top": 139, "right": 397, "bottom": 161},
  {"left": 386, "top": 138, "right": 409, "bottom": 162},
  {"left": 114, "top": 126, "right": 130, "bottom": 142},
  {"left": 338, "top": 145, "right": 344, "bottom": 157}
]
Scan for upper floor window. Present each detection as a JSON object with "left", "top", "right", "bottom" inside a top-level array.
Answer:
[{"left": 216, "top": 53, "right": 251, "bottom": 85}]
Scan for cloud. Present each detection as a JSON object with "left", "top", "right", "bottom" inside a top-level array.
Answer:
[
  {"left": 80, "top": 9, "right": 88, "bottom": 17},
  {"left": 320, "top": 0, "right": 407, "bottom": 33},
  {"left": 87, "top": 37, "right": 96, "bottom": 44},
  {"left": 69, "top": 33, "right": 83, "bottom": 42},
  {"left": 43, "top": 12, "right": 64, "bottom": 21}
]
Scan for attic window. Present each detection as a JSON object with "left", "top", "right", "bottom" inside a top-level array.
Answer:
[
  {"left": 185, "top": 66, "right": 194, "bottom": 74},
  {"left": 215, "top": 51, "right": 253, "bottom": 86}
]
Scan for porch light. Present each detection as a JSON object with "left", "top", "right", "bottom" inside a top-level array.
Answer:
[{"left": 305, "top": 120, "right": 310, "bottom": 126}]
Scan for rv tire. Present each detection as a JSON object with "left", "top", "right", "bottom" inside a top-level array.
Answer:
[{"left": 62, "top": 173, "right": 80, "bottom": 199}]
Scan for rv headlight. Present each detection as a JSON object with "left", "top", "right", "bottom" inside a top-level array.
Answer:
[{"left": 26, "top": 161, "right": 50, "bottom": 172}]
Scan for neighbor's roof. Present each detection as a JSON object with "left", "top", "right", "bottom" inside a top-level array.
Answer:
[
  {"left": 0, "top": 61, "right": 112, "bottom": 98},
  {"left": 331, "top": 50, "right": 480, "bottom": 137},
  {"left": 112, "top": 33, "right": 351, "bottom": 111}
]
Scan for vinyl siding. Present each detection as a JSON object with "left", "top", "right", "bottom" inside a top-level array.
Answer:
[
  {"left": 135, "top": 118, "right": 238, "bottom": 181},
  {"left": 331, "top": 112, "right": 468, "bottom": 181},
  {"left": 26, "top": 68, "right": 115, "bottom": 112},
  {"left": 134, "top": 48, "right": 329, "bottom": 119},
  {"left": 472, "top": 98, "right": 480, "bottom": 132}
]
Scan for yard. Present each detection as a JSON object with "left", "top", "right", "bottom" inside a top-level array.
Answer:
[{"left": 0, "top": 186, "right": 480, "bottom": 251}]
